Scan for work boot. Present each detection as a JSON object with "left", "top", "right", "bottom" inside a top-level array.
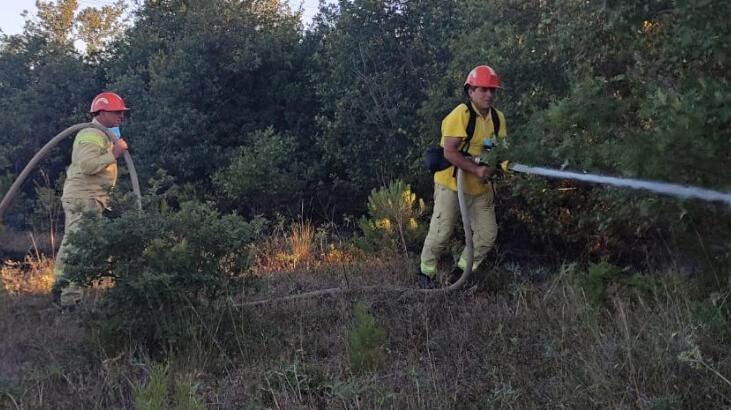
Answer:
[
  {"left": 417, "top": 272, "right": 436, "bottom": 289},
  {"left": 448, "top": 266, "right": 464, "bottom": 285}
]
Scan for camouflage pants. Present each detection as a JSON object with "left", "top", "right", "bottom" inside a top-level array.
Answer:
[{"left": 419, "top": 184, "right": 497, "bottom": 278}]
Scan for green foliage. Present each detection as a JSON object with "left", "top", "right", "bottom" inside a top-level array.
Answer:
[
  {"left": 357, "top": 179, "right": 425, "bottom": 255},
  {"left": 132, "top": 363, "right": 204, "bottom": 410},
  {"left": 63, "top": 198, "right": 263, "bottom": 351},
  {"left": 32, "top": 0, "right": 126, "bottom": 53},
  {"left": 574, "top": 260, "right": 662, "bottom": 306},
  {"left": 28, "top": 171, "right": 63, "bottom": 246},
  {"left": 0, "top": 29, "right": 99, "bottom": 227},
  {"left": 434, "top": 0, "right": 731, "bottom": 272},
  {"left": 574, "top": 260, "right": 623, "bottom": 306},
  {"left": 173, "top": 373, "right": 205, "bottom": 410},
  {"left": 313, "top": 0, "right": 457, "bottom": 211},
  {"left": 691, "top": 292, "right": 731, "bottom": 342},
  {"left": 132, "top": 364, "right": 168, "bottom": 410},
  {"left": 35, "top": 0, "right": 78, "bottom": 45},
  {"left": 105, "top": 0, "right": 319, "bottom": 195},
  {"left": 349, "top": 303, "right": 386, "bottom": 373},
  {"left": 75, "top": 1, "right": 127, "bottom": 55},
  {"left": 0, "top": 0, "right": 728, "bottom": 277},
  {"left": 213, "top": 127, "right": 310, "bottom": 214}
]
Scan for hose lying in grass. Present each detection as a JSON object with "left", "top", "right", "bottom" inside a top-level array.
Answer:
[
  {"left": 0, "top": 122, "right": 142, "bottom": 224},
  {"left": 240, "top": 168, "right": 475, "bottom": 306}
]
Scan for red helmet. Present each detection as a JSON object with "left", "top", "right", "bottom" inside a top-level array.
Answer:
[
  {"left": 464, "top": 65, "right": 501, "bottom": 89},
  {"left": 89, "top": 92, "right": 130, "bottom": 113}
]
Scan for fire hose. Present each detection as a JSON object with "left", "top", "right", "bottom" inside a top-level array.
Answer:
[
  {"left": 243, "top": 159, "right": 731, "bottom": 306},
  {"left": 0, "top": 124, "right": 474, "bottom": 305},
  {"left": 6, "top": 120, "right": 729, "bottom": 306},
  {"left": 241, "top": 167, "right": 475, "bottom": 306},
  {"left": 0, "top": 122, "right": 142, "bottom": 224}
]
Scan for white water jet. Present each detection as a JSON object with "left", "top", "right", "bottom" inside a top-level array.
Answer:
[{"left": 509, "top": 163, "right": 731, "bottom": 207}]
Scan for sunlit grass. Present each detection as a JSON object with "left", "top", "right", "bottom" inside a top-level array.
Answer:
[
  {"left": 288, "top": 221, "right": 315, "bottom": 267},
  {"left": 249, "top": 220, "right": 355, "bottom": 275},
  {"left": 0, "top": 254, "right": 54, "bottom": 295}
]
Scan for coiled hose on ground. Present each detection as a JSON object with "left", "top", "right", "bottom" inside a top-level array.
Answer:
[{"left": 0, "top": 122, "right": 142, "bottom": 224}]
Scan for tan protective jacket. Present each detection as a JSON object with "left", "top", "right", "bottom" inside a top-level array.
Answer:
[{"left": 61, "top": 118, "right": 117, "bottom": 206}]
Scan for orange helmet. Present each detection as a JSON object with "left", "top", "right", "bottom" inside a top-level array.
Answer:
[
  {"left": 464, "top": 65, "right": 501, "bottom": 89},
  {"left": 89, "top": 92, "right": 130, "bottom": 113}
]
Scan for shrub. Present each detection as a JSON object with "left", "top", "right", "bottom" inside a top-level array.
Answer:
[
  {"left": 63, "top": 199, "right": 263, "bottom": 352},
  {"left": 357, "top": 179, "right": 426, "bottom": 255},
  {"left": 213, "top": 127, "right": 311, "bottom": 214}
]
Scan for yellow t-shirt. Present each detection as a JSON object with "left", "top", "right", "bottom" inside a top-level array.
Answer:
[{"left": 433, "top": 103, "right": 508, "bottom": 195}]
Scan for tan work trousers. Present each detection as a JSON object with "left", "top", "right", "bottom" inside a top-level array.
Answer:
[
  {"left": 53, "top": 198, "right": 103, "bottom": 305},
  {"left": 419, "top": 184, "right": 497, "bottom": 277}
]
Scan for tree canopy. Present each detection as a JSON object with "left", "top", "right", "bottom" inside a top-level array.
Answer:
[{"left": 1, "top": 0, "right": 729, "bottom": 269}]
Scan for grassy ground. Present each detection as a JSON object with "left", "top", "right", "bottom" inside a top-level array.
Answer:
[{"left": 1, "top": 247, "right": 730, "bottom": 409}]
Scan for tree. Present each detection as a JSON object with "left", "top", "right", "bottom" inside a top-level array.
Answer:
[
  {"left": 104, "top": 0, "right": 319, "bottom": 216},
  {"left": 35, "top": 0, "right": 78, "bottom": 45},
  {"left": 76, "top": 0, "right": 127, "bottom": 54},
  {"left": 33, "top": 0, "right": 127, "bottom": 54},
  {"left": 311, "top": 0, "right": 457, "bottom": 213}
]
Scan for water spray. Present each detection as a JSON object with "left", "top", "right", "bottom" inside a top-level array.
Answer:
[{"left": 507, "top": 163, "right": 731, "bottom": 207}]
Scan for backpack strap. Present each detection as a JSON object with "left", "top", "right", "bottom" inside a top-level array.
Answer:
[
  {"left": 453, "top": 103, "right": 477, "bottom": 177},
  {"left": 489, "top": 106, "right": 501, "bottom": 138},
  {"left": 452, "top": 103, "right": 502, "bottom": 177},
  {"left": 459, "top": 102, "right": 477, "bottom": 154},
  {"left": 460, "top": 103, "right": 501, "bottom": 154}
]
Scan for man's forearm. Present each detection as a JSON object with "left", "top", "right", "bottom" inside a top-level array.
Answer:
[{"left": 444, "top": 149, "right": 489, "bottom": 176}]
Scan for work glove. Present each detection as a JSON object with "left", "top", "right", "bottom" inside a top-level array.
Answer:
[{"left": 497, "top": 160, "right": 510, "bottom": 173}]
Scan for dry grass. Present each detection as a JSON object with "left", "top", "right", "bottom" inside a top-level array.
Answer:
[
  {"left": 250, "top": 220, "right": 355, "bottom": 275},
  {"left": 1, "top": 244, "right": 730, "bottom": 408},
  {"left": 1, "top": 254, "right": 54, "bottom": 295}
]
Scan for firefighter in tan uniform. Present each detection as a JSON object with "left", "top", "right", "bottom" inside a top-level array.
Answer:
[
  {"left": 52, "top": 92, "right": 130, "bottom": 307},
  {"left": 417, "top": 66, "right": 508, "bottom": 289}
]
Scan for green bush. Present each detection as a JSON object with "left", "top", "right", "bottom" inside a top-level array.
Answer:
[
  {"left": 356, "top": 179, "right": 426, "bottom": 255},
  {"left": 213, "top": 127, "right": 313, "bottom": 214},
  {"left": 63, "top": 198, "right": 263, "bottom": 352}
]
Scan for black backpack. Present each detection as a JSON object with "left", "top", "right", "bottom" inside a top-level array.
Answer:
[{"left": 423, "top": 103, "right": 501, "bottom": 173}]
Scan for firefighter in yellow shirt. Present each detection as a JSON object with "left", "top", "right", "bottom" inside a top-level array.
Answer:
[
  {"left": 418, "top": 66, "right": 508, "bottom": 289},
  {"left": 52, "top": 92, "right": 130, "bottom": 307}
]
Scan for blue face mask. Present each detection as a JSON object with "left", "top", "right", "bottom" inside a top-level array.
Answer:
[{"left": 108, "top": 127, "right": 121, "bottom": 139}]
